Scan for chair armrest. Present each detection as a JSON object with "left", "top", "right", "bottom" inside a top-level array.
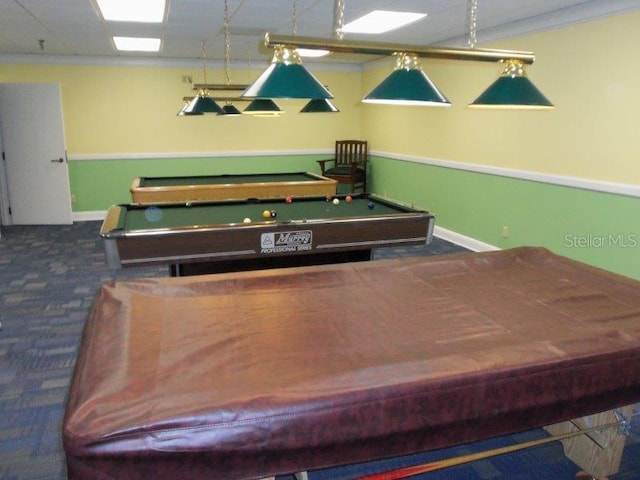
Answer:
[
  {"left": 317, "top": 159, "right": 334, "bottom": 166},
  {"left": 317, "top": 158, "right": 335, "bottom": 174}
]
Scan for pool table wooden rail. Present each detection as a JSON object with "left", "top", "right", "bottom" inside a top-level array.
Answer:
[
  {"left": 100, "top": 195, "right": 435, "bottom": 271},
  {"left": 130, "top": 171, "right": 338, "bottom": 204}
]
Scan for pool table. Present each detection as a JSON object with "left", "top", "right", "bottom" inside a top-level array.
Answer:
[
  {"left": 63, "top": 247, "right": 640, "bottom": 480},
  {"left": 101, "top": 193, "right": 435, "bottom": 275},
  {"left": 130, "top": 172, "right": 338, "bottom": 204}
]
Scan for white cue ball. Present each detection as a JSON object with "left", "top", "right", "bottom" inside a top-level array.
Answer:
[
  {"left": 332, "top": 198, "right": 340, "bottom": 205},
  {"left": 243, "top": 217, "right": 251, "bottom": 223}
]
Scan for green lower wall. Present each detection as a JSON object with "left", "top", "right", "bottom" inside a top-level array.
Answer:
[
  {"left": 69, "top": 153, "right": 640, "bottom": 281},
  {"left": 68, "top": 154, "right": 328, "bottom": 210},
  {"left": 368, "top": 156, "right": 640, "bottom": 281}
]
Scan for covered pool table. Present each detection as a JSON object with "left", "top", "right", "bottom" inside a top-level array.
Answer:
[
  {"left": 130, "top": 171, "right": 337, "bottom": 204},
  {"left": 63, "top": 247, "right": 640, "bottom": 480},
  {"left": 101, "top": 193, "right": 435, "bottom": 275}
]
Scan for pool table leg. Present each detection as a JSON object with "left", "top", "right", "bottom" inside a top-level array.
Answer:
[
  {"left": 575, "top": 472, "right": 607, "bottom": 480},
  {"left": 544, "top": 405, "right": 633, "bottom": 480},
  {"left": 261, "top": 472, "right": 308, "bottom": 480}
]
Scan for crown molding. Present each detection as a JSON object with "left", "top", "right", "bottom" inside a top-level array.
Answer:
[{"left": 0, "top": 53, "right": 361, "bottom": 72}]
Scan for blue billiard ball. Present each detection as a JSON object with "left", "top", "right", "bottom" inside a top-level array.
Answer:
[
  {"left": 144, "top": 206, "right": 163, "bottom": 222},
  {"left": 367, "top": 201, "right": 375, "bottom": 209}
]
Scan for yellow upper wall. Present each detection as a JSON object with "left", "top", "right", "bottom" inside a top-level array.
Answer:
[
  {"left": 0, "top": 63, "right": 363, "bottom": 155},
  {"left": 0, "top": 9, "right": 638, "bottom": 185},
  {"left": 362, "top": 10, "right": 640, "bottom": 186}
]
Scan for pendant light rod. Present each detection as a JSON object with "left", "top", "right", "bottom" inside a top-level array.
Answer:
[
  {"left": 263, "top": 33, "right": 535, "bottom": 64},
  {"left": 184, "top": 96, "right": 252, "bottom": 102},
  {"left": 193, "top": 83, "right": 249, "bottom": 91}
]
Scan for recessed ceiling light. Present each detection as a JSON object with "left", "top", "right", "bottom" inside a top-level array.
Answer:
[
  {"left": 113, "top": 37, "right": 162, "bottom": 52},
  {"left": 342, "top": 10, "right": 427, "bottom": 34},
  {"left": 297, "top": 49, "right": 331, "bottom": 58},
  {"left": 96, "top": 0, "right": 166, "bottom": 23}
]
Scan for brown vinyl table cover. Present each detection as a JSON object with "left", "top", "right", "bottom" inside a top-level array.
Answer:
[{"left": 63, "top": 247, "right": 640, "bottom": 480}]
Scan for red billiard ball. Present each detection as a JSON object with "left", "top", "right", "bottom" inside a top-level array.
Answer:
[
  {"left": 285, "top": 196, "right": 293, "bottom": 204},
  {"left": 325, "top": 195, "right": 333, "bottom": 202},
  {"left": 345, "top": 195, "right": 352, "bottom": 203}
]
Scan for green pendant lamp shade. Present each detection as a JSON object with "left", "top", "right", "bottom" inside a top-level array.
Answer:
[
  {"left": 178, "top": 90, "right": 224, "bottom": 115},
  {"left": 469, "top": 59, "right": 554, "bottom": 109},
  {"left": 300, "top": 98, "right": 339, "bottom": 113},
  {"left": 243, "top": 99, "right": 283, "bottom": 116},
  {"left": 242, "top": 46, "right": 333, "bottom": 99},
  {"left": 220, "top": 103, "right": 242, "bottom": 115},
  {"left": 363, "top": 53, "right": 451, "bottom": 107},
  {"left": 177, "top": 100, "right": 202, "bottom": 116}
]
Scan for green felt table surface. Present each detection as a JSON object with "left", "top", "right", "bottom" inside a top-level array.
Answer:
[
  {"left": 139, "top": 173, "right": 321, "bottom": 187},
  {"left": 117, "top": 196, "right": 412, "bottom": 231}
]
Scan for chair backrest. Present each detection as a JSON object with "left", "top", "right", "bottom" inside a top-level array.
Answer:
[{"left": 335, "top": 140, "right": 368, "bottom": 166}]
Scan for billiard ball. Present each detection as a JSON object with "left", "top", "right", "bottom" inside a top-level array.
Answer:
[
  {"left": 367, "top": 201, "right": 375, "bottom": 209},
  {"left": 186, "top": 201, "right": 192, "bottom": 207},
  {"left": 345, "top": 195, "right": 352, "bottom": 203},
  {"left": 262, "top": 209, "right": 271, "bottom": 218},
  {"left": 243, "top": 217, "right": 251, "bottom": 223},
  {"left": 270, "top": 210, "right": 277, "bottom": 217},
  {"left": 332, "top": 198, "right": 340, "bottom": 205},
  {"left": 285, "top": 196, "right": 293, "bottom": 204},
  {"left": 325, "top": 195, "right": 333, "bottom": 202},
  {"left": 144, "top": 206, "right": 162, "bottom": 222}
]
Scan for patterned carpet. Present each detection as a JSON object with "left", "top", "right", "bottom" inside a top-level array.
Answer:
[{"left": 0, "top": 222, "right": 638, "bottom": 480}]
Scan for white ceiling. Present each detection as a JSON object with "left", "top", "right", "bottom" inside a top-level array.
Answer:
[{"left": 0, "top": 0, "right": 639, "bottom": 65}]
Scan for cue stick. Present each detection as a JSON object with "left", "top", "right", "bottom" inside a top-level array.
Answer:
[{"left": 356, "top": 420, "right": 622, "bottom": 480}]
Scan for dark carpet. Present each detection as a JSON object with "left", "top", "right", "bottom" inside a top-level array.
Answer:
[{"left": 0, "top": 222, "right": 637, "bottom": 480}]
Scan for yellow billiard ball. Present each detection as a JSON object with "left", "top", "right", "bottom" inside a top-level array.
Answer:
[{"left": 262, "top": 209, "right": 272, "bottom": 218}]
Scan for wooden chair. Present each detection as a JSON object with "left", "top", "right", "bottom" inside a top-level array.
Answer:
[{"left": 317, "top": 140, "right": 368, "bottom": 193}]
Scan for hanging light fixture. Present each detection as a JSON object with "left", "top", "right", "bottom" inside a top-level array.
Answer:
[
  {"left": 242, "top": 0, "right": 332, "bottom": 101},
  {"left": 299, "top": 0, "right": 340, "bottom": 113},
  {"left": 243, "top": 98, "right": 283, "bottom": 116},
  {"left": 363, "top": 52, "right": 451, "bottom": 106},
  {"left": 177, "top": 41, "right": 223, "bottom": 115},
  {"left": 469, "top": 59, "right": 553, "bottom": 109},
  {"left": 218, "top": 0, "right": 243, "bottom": 116},
  {"left": 350, "top": 0, "right": 445, "bottom": 107},
  {"left": 465, "top": 0, "right": 553, "bottom": 109},
  {"left": 241, "top": 44, "right": 333, "bottom": 100},
  {"left": 245, "top": 0, "right": 551, "bottom": 110},
  {"left": 300, "top": 98, "right": 339, "bottom": 113},
  {"left": 177, "top": 99, "right": 199, "bottom": 116},
  {"left": 221, "top": 103, "right": 242, "bottom": 115},
  {"left": 178, "top": 91, "right": 223, "bottom": 115}
]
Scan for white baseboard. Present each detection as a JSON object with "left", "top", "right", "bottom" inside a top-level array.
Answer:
[
  {"left": 73, "top": 210, "right": 106, "bottom": 222},
  {"left": 433, "top": 226, "right": 499, "bottom": 252}
]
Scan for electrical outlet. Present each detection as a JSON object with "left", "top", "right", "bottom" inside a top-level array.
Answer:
[{"left": 502, "top": 226, "right": 510, "bottom": 238}]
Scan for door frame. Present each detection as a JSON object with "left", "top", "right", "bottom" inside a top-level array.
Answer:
[{"left": 0, "top": 129, "right": 10, "bottom": 226}]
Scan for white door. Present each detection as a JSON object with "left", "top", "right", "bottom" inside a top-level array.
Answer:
[{"left": 0, "top": 83, "right": 72, "bottom": 224}]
